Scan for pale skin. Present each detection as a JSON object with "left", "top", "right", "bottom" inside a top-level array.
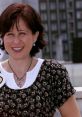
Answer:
[{"left": 2, "top": 18, "right": 81, "bottom": 117}]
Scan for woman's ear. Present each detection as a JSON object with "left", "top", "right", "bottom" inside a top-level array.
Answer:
[{"left": 33, "top": 31, "right": 39, "bottom": 43}]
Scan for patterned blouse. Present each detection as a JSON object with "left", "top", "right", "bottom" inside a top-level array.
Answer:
[{"left": 0, "top": 59, "right": 75, "bottom": 117}]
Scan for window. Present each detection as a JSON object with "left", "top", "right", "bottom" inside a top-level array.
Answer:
[
  {"left": 51, "top": 23, "right": 57, "bottom": 31},
  {"left": 43, "top": 23, "right": 48, "bottom": 31},
  {"left": 78, "top": 31, "right": 82, "bottom": 38},
  {"left": 50, "top": 12, "right": 57, "bottom": 20},
  {"left": 60, "top": 23, "right": 66, "bottom": 30},
  {"left": 77, "top": 21, "right": 82, "bottom": 30},
  {"left": 40, "top": 2, "right": 47, "bottom": 10},
  {"left": 76, "top": 11, "right": 82, "bottom": 19},
  {"left": 50, "top": 2, "right": 56, "bottom": 10},
  {"left": 69, "top": 1, "right": 73, "bottom": 9},
  {"left": 52, "top": 33, "right": 58, "bottom": 41},
  {"left": 60, "top": 12, "right": 66, "bottom": 20},
  {"left": 76, "top": 1, "right": 82, "bottom": 9},
  {"left": 53, "top": 51, "right": 56, "bottom": 58},
  {"left": 69, "top": 22, "right": 74, "bottom": 31},
  {"left": 68, "top": 12, "right": 73, "bottom": 20},
  {"left": 41, "top": 13, "right": 47, "bottom": 21},
  {"left": 59, "top": 2, "right": 65, "bottom": 9},
  {"left": 63, "top": 40, "right": 68, "bottom": 52},
  {"left": 62, "top": 33, "right": 67, "bottom": 40}
]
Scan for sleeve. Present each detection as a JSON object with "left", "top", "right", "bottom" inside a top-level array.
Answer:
[{"left": 51, "top": 61, "right": 76, "bottom": 109}]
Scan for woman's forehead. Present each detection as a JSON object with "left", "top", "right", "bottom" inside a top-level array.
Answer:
[{"left": 10, "top": 18, "right": 29, "bottom": 31}]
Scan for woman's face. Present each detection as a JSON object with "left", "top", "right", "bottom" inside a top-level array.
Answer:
[{"left": 3, "top": 18, "right": 38, "bottom": 60}]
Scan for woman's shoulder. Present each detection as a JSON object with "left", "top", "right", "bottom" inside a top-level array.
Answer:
[
  {"left": 43, "top": 59, "right": 69, "bottom": 79},
  {"left": 44, "top": 59, "right": 65, "bottom": 69}
]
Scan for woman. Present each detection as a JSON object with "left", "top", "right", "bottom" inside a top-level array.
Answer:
[{"left": 0, "top": 3, "right": 81, "bottom": 117}]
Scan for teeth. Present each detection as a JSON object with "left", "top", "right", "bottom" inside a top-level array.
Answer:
[{"left": 13, "top": 48, "right": 22, "bottom": 51}]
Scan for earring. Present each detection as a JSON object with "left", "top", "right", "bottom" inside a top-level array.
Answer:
[
  {"left": 0, "top": 38, "right": 3, "bottom": 45},
  {"left": 33, "top": 42, "right": 36, "bottom": 47}
]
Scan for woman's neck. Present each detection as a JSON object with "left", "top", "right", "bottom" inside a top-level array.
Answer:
[
  {"left": 9, "top": 56, "right": 31, "bottom": 66},
  {"left": 8, "top": 56, "right": 33, "bottom": 73},
  {"left": 2, "top": 56, "right": 38, "bottom": 74}
]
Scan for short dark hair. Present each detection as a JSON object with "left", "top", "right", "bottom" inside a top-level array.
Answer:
[{"left": 0, "top": 3, "right": 46, "bottom": 56}]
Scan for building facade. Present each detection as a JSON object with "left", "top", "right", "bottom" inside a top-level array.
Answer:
[{"left": 39, "top": 0, "right": 82, "bottom": 62}]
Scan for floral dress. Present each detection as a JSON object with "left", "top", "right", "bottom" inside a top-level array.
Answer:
[{"left": 0, "top": 59, "right": 75, "bottom": 117}]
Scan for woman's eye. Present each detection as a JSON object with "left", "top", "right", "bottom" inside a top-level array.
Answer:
[{"left": 6, "top": 33, "right": 14, "bottom": 36}]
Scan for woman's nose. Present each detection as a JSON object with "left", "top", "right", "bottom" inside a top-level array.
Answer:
[{"left": 13, "top": 37, "right": 20, "bottom": 44}]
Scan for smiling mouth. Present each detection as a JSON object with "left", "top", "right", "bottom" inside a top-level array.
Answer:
[{"left": 12, "top": 47, "right": 23, "bottom": 52}]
